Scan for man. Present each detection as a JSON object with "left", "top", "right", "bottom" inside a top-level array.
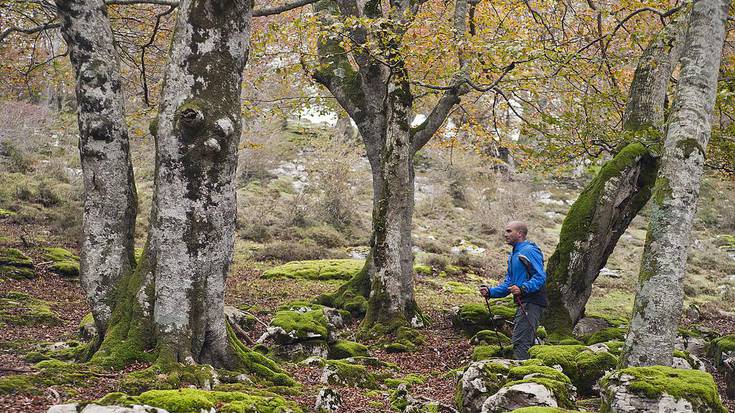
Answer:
[{"left": 480, "top": 221, "right": 547, "bottom": 360}]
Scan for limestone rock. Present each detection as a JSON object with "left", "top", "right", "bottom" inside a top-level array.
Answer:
[
  {"left": 481, "top": 382, "right": 558, "bottom": 412},
  {"left": 600, "top": 367, "right": 726, "bottom": 413},
  {"left": 315, "top": 387, "right": 342, "bottom": 412},
  {"left": 455, "top": 359, "right": 520, "bottom": 413},
  {"left": 723, "top": 357, "right": 735, "bottom": 399}
]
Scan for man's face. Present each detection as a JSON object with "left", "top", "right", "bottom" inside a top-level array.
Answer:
[{"left": 504, "top": 225, "right": 524, "bottom": 245}]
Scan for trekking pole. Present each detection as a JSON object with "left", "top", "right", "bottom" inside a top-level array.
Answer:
[{"left": 483, "top": 295, "right": 505, "bottom": 352}]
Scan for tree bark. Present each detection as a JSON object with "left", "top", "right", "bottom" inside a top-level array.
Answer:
[
  {"left": 142, "top": 0, "right": 252, "bottom": 367},
  {"left": 621, "top": 0, "right": 729, "bottom": 367},
  {"left": 313, "top": 0, "right": 466, "bottom": 331},
  {"left": 56, "top": 0, "right": 138, "bottom": 339},
  {"left": 543, "top": 16, "right": 686, "bottom": 337}
]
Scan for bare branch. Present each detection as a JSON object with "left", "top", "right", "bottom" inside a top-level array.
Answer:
[{"left": 0, "top": 21, "right": 60, "bottom": 44}]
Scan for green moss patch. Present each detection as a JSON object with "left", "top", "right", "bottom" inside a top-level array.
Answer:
[
  {"left": 322, "top": 359, "right": 378, "bottom": 388},
  {"left": 710, "top": 334, "right": 735, "bottom": 366},
  {"left": 384, "top": 326, "right": 425, "bottom": 353},
  {"left": 0, "top": 360, "right": 100, "bottom": 396},
  {"left": 42, "top": 247, "right": 80, "bottom": 277},
  {"left": 453, "top": 299, "right": 515, "bottom": 336},
  {"left": 328, "top": 340, "right": 369, "bottom": 359},
  {"left": 24, "top": 341, "right": 89, "bottom": 363},
  {"left": 601, "top": 366, "right": 725, "bottom": 413},
  {"left": 0, "top": 291, "right": 60, "bottom": 326},
  {"left": 96, "top": 388, "right": 303, "bottom": 413},
  {"left": 584, "top": 327, "right": 626, "bottom": 345},
  {"left": 270, "top": 307, "right": 328, "bottom": 342},
  {"left": 0, "top": 247, "right": 34, "bottom": 279},
  {"left": 529, "top": 345, "right": 618, "bottom": 394},
  {"left": 263, "top": 259, "right": 363, "bottom": 281}
]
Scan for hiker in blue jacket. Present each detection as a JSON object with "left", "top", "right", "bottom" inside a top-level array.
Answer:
[{"left": 480, "top": 221, "right": 547, "bottom": 360}]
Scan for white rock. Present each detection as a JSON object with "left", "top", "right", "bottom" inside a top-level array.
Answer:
[
  {"left": 315, "top": 387, "right": 342, "bottom": 412},
  {"left": 79, "top": 404, "right": 170, "bottom": 413},
  {"left": 481, "top": 382, "right": 558, "bottom": 412},
  {"left": 47, "top": 404, "right": 79, "bottom": 413}
]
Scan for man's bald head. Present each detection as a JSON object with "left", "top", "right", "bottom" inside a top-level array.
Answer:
[{"left": 504, "top": 221, "right": 528, "bottom": 245}]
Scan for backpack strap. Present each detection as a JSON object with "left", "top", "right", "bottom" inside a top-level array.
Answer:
[{"left": 518, "top": 254, "right": 533, "bottom": 280}]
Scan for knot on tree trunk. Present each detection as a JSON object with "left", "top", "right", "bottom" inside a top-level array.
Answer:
[{"left": 178, "top": 104, "right": 205, "bottom": 131}]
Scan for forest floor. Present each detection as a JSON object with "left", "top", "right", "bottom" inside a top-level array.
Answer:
[{"left": 2, "top": 214, "right": 735, "bottom": 412}]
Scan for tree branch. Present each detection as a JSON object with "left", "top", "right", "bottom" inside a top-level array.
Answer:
[{"left": 0, "top": 21, "right": 60, "bottom": 44}]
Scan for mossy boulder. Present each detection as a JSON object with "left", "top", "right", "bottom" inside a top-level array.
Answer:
[
  {"left": 24, "top": 340, "right": 88, "bottom": 363},
  {"left": 583, "top": 327, "right": 626, "bottom": 345},
  {"left": 453, "top": 298, "right": 515, "bottom": 337},
  {"left": 709, "top": 334, "right": 735, "bottom": 367},
  {"left": 0, "top": 247, "right": 34, "bottom": 279},
  {"left": 0, "top": 291, "right": 60, "bottom": 326},
  {"left": 455, "top": 359, "right": 576, "bottom": 413},
  {"left": 320, "top": 359, "right": 378, "bottom": 388},
  {"left": 529, "top": 344, "right": 618, "bottom": 395},
  {"left": 384, "top": 326, "right": 425, "bottom": 353},
  {"left": 119, "top": 363, "right": 220, "bottom": 395},
  {"left": 42, "top": 247, "right": 80, "bottom": 277},
  {"left": 269, "top": 306, "right": 329, "bottom": 343},
  {"left": 0, "top": 360, "right": 98, "bottom": 396},
  {"left": 600, "top": 366, "right": 726, "bottom": 413},
  {"left": 96, "top": 388, "right": 303, "bottom": 413},
  {"left": 263, "top": 259, "right": 364, "bottom": 280},
  {"left": 328, "top": 340, "right": 369, "bottom": 359}
]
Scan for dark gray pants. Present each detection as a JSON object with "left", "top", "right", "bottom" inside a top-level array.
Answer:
[{"left": 512, "top": 302, "right": 544, "bottom": 360}]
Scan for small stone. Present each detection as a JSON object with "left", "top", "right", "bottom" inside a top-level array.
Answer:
[
  {"left": 315, "top": 387, "right": 342, "bottom": 412},
  {"left": 599, "top": 267, "right": 621, "bottom": 278}
]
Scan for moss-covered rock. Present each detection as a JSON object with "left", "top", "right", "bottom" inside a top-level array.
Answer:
[
  {"left": 24, "top": 340, "right": 89, "bottom": 363},
  {"left": 383, "top": 326, "right": 426, "bottom": 353},
  {"left": 0, "top": 247, "right": 34, "bottom": 279},
  {"left": 472, "top": 345, "right": 512, "bottom": 361},
  {"left": 455, "top": 359, "right": 577, "bottom": 413},
  {"left": 583, "top": 327, "right": 626, "bottom": 345},
  {"left": 270, "top": 307, "right": 329, "bottom": 343},
  {"left": 263, "top": 259, "right": 364, "bottom": 281},
  {"left": 0, "top": 291, "right": 60, "bottom": 326},
  {"left": 600, "top": 366, "right": 726, "bottom": 413},
  {"left": 42, "top": 247, "right": 80, "bottom": 277},
  {"left": 96, "top": 388, "right": 303, "bottom": 413},
  {"left": 453, "top": 298, "right": 515, "bottom": 336},
  {"left": 384, "top": 373, "right": 426, "bottom": 389},
  {"left": 328, "top": 340, "right": 369, "bottom": 359},
  {"left": 529, "top": 344, "right": 618, "bottom": 395},
  {"left": 414, "top": 264, "right": 433, "bottom": 276},
  {"left": 710, "top": 334, "right": 735, "bottom": 367},
  {"left": 471, "top": 330, "right": 511, "bottom": 346},
  {"left": 0, "top": 360, "right": 99, "bottom": 396},
  {"left": 321, "top": 359, "right": 378, "bottom": 388}
]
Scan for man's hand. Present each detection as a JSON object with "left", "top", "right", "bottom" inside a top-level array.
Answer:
[
  {"left": 509, "top": 285, "right": 521, "bottom": 296},
  {"left": 479, "top": 285, "right": 489, "bottom": 298}
]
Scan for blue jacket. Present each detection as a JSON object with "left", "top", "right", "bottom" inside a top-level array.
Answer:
[{"left": 489, "top": 240, "right": 548, "bottom": 307}]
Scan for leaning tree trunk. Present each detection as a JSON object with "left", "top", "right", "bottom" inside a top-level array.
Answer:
[
  {"left": 57, "top": 0, "right": 138, "bottom": 340},
  {"left": 543, "top": 15, "right": 687, "bottom": 337},
  {"left": 621, "top": 0, "right": 728, "bottom": 367}
]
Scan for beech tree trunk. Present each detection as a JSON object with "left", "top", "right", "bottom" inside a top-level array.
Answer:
[
  {"left": 313, "top": 0, "right": 465, "bottom": 331},
  {"left": 57, "top": 0, "right": 138, "bottom": 339},
  {"left": 621, "top": 0, "right": 729, "bottom": 367},
  {"left": 543, "top": 16, "right": 686, "bottom": 337}
]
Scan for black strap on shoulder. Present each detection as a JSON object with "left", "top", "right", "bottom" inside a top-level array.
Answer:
[{"left": 518, "top": 255, "right": 533, "bottom": 280}]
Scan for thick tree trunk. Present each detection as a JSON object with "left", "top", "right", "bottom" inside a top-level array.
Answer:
[
  {"left": 146, "top": 0, "right": 252, "bottom": 367},
  {"left": 57, "top": 0, "right": 138, "bottom": 338},
  {"left": 621, "top": 0, "right": 728, "bottom": 367},
  {"left": 88, "top": 0, "right": 258, "bottom": 371},
  {"left": 543, "top": 16, "right": 686, "bottom": 337}
]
